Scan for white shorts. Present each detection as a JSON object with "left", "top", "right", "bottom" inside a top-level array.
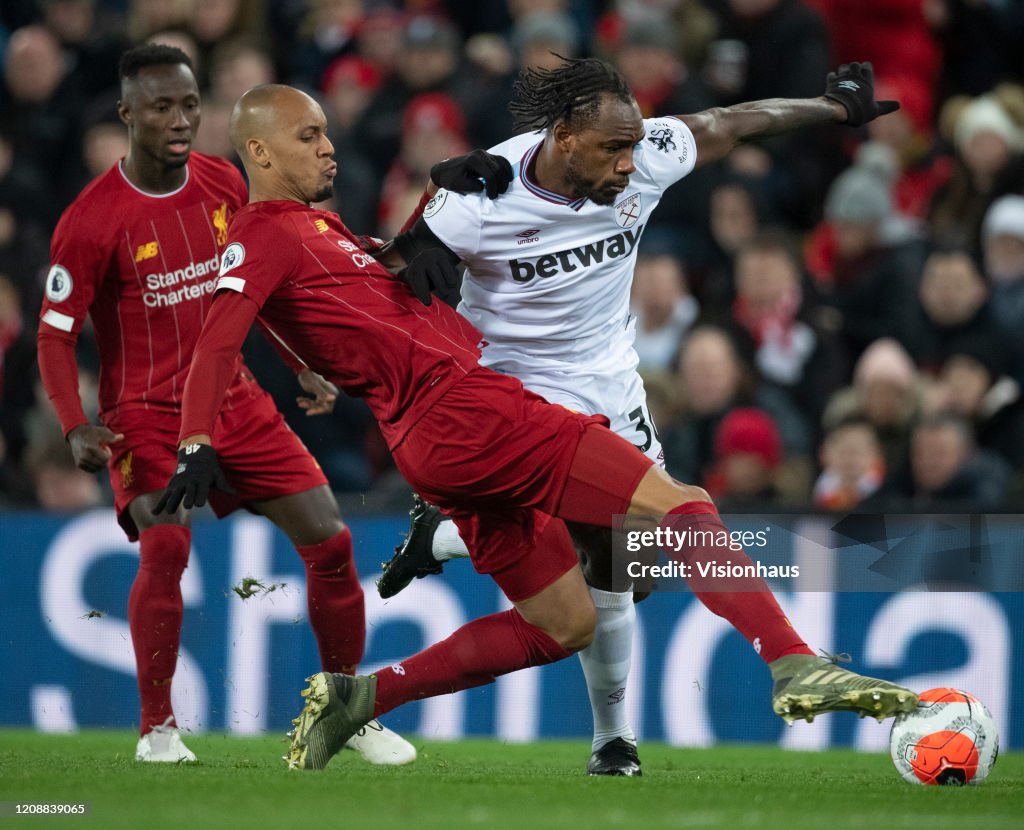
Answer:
[{"left": 513, "top": 367, "right": 665, "bottom": 468}]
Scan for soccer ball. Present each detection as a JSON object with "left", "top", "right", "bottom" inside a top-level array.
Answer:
[{"left": 889, "top": 688, "right": 999, "bottom": 785}]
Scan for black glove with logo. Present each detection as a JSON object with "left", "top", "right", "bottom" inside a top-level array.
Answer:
[
  {"left": 430, "top": 150, "right": 514, "bottom": 199},
  {"left": 824, "top": 62, "right": 899, "bottom": 127},
  {"left": 399, "top": 248, "right": 461, "bottom": 307},
  {"left": 153, "top": 443, "right": 235, "bottom": 513}
]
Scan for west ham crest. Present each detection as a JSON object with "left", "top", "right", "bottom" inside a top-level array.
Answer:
[{"left": 614, "top": 193, "right": 641, "bottom": 229}]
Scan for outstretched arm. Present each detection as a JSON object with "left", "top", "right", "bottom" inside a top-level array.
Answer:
[
  {"left": 681, "top": 97, "right": 844, "bottom": 167},
  {"left": 679, "top": 61, "right": 899, "bottom": 168}
]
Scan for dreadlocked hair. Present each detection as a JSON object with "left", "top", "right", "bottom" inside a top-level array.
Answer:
[{"left": 509, "top": 56, "right": 634, "bottom": 134}]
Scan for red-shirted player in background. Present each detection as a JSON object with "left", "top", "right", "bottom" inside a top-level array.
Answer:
[
  {"left": 157, "top": 84, "right": 917, "bottom": 771},
  {"left": 35, "top": 45, "right": 417, "bottom": 765}
]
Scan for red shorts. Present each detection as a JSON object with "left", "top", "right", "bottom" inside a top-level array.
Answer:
[
  {"left": 107, "top": 375, "right": 327, "bottom": 540},
  {"left": 391, "top": 369, "right": 654, "bottom": 601}
]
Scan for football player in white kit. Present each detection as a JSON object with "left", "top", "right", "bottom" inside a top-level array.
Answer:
[{"left": 378, "top": 57, "right": 899, "bottom": 775}]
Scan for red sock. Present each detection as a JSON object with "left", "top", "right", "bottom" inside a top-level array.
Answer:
[
  {"left": 372, "top": 609, "right": 571, "bottom": 718},
  {"left": 128, "top": 524, "right": 191, "bottom": 735},
  {"left": 663, "top": 502, "right": 813, "bottom": 663},
  {"left": 297, "top": 528, "right": 365, "bottom": 673}
]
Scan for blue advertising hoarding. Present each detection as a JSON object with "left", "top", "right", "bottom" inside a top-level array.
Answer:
[{"left": 1, "top": 509, "right": 1021, "bottom": 750}]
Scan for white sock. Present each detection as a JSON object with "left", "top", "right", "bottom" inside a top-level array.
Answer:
[
  {"left": 578, "top": 586, "right": 637, "bottom": 752},
  {"left": 431, "top": 518, "right": 470, "bottom": 561}
]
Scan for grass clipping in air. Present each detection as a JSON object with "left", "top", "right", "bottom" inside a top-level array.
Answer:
[{"left": 231, "top": 577, "right": 286, "bottom": 600}]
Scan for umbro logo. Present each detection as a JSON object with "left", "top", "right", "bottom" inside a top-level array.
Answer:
[
  {"left": 516, "top": 229, "right": 540, "bottom": 246},
  {"left": 607, "top": 688, "right": 626, "bottom": 704},
  {"left": 837, "top": 80, "right": 859, "bottom": 92}
]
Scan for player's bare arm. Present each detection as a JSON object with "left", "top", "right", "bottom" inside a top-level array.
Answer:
[
  {"left": 681, "top": 97, "right": 843, "bottom": 167},
  {"left": 296, "top": 368, "right": 338, "bottom": 416},
  {"left": 680, "top": 61, "right": 899, "bottom": 168},
  {"left": 67, "top": 424, "right": 124, "bottom": 473},
  {"left": 254, "top": 319, "right": 337, "bottom": 416}
]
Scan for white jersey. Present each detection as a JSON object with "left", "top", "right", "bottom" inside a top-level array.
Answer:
[{"left": 422, "top": 116, "right": 698, "bottom": 461}]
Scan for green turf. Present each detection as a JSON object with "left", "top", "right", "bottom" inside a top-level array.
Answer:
[{"left": 0, "top": 730, "right": 1021, "bottom": 829}]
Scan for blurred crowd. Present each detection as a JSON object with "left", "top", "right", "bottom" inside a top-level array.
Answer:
[{"left": 2, "top": 0, "right": 1024, "bottom": 514}]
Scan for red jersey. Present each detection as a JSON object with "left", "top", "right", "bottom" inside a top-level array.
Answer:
[
  {"left": 40, "top": 153, "right": 250, "bottom": 428},
  {"left": 211, "top": 200, "right": 482, "bottom": 447}
]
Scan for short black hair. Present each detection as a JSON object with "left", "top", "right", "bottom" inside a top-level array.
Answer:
[
  {"left": 509, "top": 55, "right": 634, "bottom": 133},
  {"left": 119, "top": 43, "right": 193, "bottom": 83}
]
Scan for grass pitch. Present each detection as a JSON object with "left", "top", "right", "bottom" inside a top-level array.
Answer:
[{"left": 0, "top": 730, "right": 1021, "bottom": 829}]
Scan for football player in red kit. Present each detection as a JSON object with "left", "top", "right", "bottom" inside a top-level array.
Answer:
[
  {"left": 36, "top": 45, "right": 416, "bottom": 765},
  {"left": 157, "top": 83, "right": 918, "bottom": 771}
]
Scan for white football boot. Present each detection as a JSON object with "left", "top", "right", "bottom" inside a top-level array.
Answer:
[
  {"left": 135, "top": 717, "right": 197, "bottom": 763},
  {"left": 344, "top": 719, "right": 417, "bottom": 765}
]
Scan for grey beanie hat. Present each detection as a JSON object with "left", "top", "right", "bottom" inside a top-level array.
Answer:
[{"left": 825, "top": 166, "right": 892, "bottom": 224}]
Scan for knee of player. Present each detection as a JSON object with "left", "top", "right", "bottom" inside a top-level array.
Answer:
[
  {"left": 674, "top": 483, "right": 712, "bottom": 507},
  {"left": 320, "top": 518, "right": 351, "bottom": 547},
  {"left": 267, "top": 487, "right": 347, "bottom": 547},
  {"left": 559, "top": 603, "right": 597, "bottom": 652},
  {"left": 318, "top": 513, "right": 348, "bottom": 539}
]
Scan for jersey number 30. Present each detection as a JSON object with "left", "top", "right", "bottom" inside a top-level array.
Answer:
[{"left": 629, "top": 406, "right": 655, "bottom": 453}]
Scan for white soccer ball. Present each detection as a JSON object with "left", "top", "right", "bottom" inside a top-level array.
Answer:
[{"left": 889, "top": 688, "right": 999, "bottom": 785}]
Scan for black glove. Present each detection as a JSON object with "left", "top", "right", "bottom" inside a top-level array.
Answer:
[
  {"left": 399, "top": 248, "right": 461, "bottom": 307},
  {"left": 824, "top": 62, "right": 899, "bottom": 128},
  {"left": 153, "top": 443, "right": 234, "bottom": 513},
  {"left": 430, "top": 150, "right": 514, "bottom": 199}
]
